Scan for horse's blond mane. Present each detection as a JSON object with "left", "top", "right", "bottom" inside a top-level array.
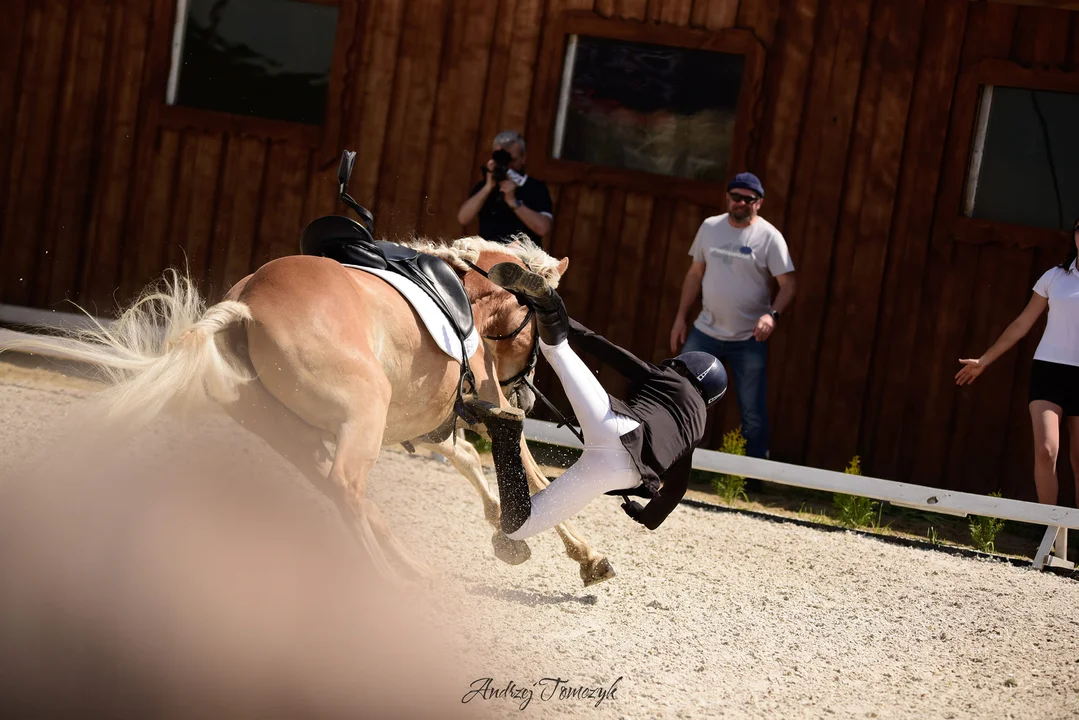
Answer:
[{"left": 399, "top": 233, "right": 563, "bottom": 289}]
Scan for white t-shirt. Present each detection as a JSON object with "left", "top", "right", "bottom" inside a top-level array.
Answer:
[
  {"left": 1033, "top": 260, "right": 1079, "bottom": 367},
  {"left": 688, "top": 214, "right": 795, "bottom": 341}
]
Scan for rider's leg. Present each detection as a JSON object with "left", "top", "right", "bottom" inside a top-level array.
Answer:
[
  {"left": 505, "top": 447, "right": 642, "bottom": 540},
  {"left": 487, "top": 263, "right": 639, "bottom": 449}
]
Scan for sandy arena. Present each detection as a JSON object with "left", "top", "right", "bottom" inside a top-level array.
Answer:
[{"left": 1, "top": 358, "right": 1078, "bottom": 719}]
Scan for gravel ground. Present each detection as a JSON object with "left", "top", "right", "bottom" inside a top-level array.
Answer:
[{"left": 1, "top": 359, "right": 1078, "bottom": 719}]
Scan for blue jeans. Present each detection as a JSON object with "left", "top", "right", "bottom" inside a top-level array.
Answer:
[{"left": 681, "top": 326, "right": 770, "bottom": 458}]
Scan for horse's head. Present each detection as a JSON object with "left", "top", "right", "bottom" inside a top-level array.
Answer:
[{"left": 454, "top": 236, "right": 568, "bottom": 414}]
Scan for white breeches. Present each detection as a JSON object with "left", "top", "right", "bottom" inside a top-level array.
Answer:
[{"left": 505, "top": 338, "right": 643, "bottom": 540}]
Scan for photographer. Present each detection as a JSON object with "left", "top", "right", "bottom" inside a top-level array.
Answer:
[{"left": 457, "top": 130, "right": 553, "bottom": 247}]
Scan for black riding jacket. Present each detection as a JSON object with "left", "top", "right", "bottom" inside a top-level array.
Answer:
[{"left": 566, "top": 319, "right": 708, "bottom": 530}]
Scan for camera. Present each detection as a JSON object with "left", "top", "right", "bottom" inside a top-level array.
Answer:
[{"left": 490, "top": 148, "right": 512, "bottom": 183}]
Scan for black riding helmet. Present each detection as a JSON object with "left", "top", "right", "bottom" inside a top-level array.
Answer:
[{"left": 661, "top": 351, "right": 728, "bottom": 407}]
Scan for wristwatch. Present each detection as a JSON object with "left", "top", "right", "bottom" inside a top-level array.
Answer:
[
  {"left": 769, "top": 310, "right": 780, "bottom": 321},
  {"left": 513, "top": 198, "right": 524, "bottom": 209}
]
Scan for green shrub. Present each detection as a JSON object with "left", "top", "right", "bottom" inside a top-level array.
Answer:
[
  {"left": 711, "top": 426, "right": 749, "bottom": 505},
  {"left": 463, "top": 429, "right": 492, "bottom": 454},
  {"left": 833, "top": 455, "right": 879, "bottom": 528},
  {"left": 969, "top": 491, "right": 1006, "bottom": 553}
]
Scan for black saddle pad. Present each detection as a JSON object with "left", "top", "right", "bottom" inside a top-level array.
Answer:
[{"left": 299, "top": 215, "right": 475, "bottom": 341}]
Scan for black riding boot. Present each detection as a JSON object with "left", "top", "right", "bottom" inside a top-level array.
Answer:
[
  {"left": 487, "top": 263, "right": 569, "bottom": 345},
  {"left": 465, "top": 400, "right": 532, "bottom": 535}
]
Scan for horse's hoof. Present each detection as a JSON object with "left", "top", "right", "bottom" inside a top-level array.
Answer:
[
  {"left": 491, "top": 532, "right": 531, "bottom": 565},
  {"left": 580, "top": 557, "right": 616, "bottom": 587}
]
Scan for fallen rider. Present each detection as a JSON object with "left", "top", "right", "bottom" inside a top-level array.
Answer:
[{"left": 473, "top": 263, "right": 728, "bottom": 539}]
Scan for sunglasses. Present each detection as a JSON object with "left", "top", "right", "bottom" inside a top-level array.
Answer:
[{"left": 728, "top": 192, "right": 760, "bottom": 204}]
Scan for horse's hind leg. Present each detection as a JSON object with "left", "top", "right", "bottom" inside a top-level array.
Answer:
[
  {"left": 222, "top": 376, "right": 429, "bottom": 583},
  {"left": 416, "top": 432, "right": 532, "bottom": 566},
  {"left": 329, "top": 417, "right": 436, "bottom": 584},
  {"left": 520, "top": 439, "right": 616, "bottom": 587}
]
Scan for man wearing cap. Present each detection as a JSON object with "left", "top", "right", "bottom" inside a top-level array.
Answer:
[{"left": 668, "top": 172, "right": 796, "bottom": 463}]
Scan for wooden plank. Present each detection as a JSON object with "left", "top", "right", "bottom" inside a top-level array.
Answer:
[
  {"left": 39, "top": 0, "right": 113, "bottom": 307},
  {"left": 949, "top": 246, "right": 1035, "bottom": 495},
  {"left": 471, "top": 0, "right": 518, "bottom": 180},
  {"left": 347, "top": 0, "right": 405, "bottom": 215},
  {"left": 736, "top": 0, "right": 780, "bottom": 47},
  {"left": 1071, "top": 11, "right": 1079, "bottom": 69},
  {"left": 652, "top": 199, "right": 704, "bottom": 365},
  {"left": 123, "top": 128, "right": 182, "bottom": 300},
  {"left": 630, "top": 197, "right": 673, "bottom": 364},
  {"left": 557, "top": 186, "right": 606, "bottom": 329},
  {"left": 769, "top": 0, "right": 873, "bottom": 462},
  {"left": 79, "top": 0, "right": 154, "bottom": 312},
  {"left": 374, "top": 0, "right": 452, "bottom": 241},
  {"left": 944, "top": 243, "right": 1005, "bottom": 492},
  {"left": 1011, "top": 5, "right": 1071, "bottom": 64},
  {"left": 903, "top": 244, "right": 980, "bottom": 487},
  {"left": 170, "top": 133, "right": 224, "bottom": 282},
  {"left": 252, "top": 142, "right": 311, "bottom": 267},
  {"left": 807, "top": 0, "right": 927, "bottom": 472},
  {"left": 208, "top": 138, "right": 268, "bottom": 295},
  {"left": 499, "top": 0, "right": 547, "bottom": 135},
  {"left": 597, "top": 0, "right": 647, "bottom": 20},
  {"left": 649, "top": 0, "right": 693, "bottom": 25},
  {"left": 598, "top": 191, "right": 654, "bottom": 398},
  {"left": 0, "top": 0, "right": 72, "bottom": 306},
  {"left": 862, "top": 0, "right": 969, "bottom": 480},
  {"left": 746, "top": 0, "right": 820, "bottom": 455},
  {"left": 583, "top": 188, "right": 627, "bottom": 334},
  {"left": 691, "top": 0, "right": 740, "bottom": 30},
  {"left": 0, "top": 0, "right": 30, "bottom": 223},
  {"left": 417, "top": 0, "right": 500, "bottom": 240}
]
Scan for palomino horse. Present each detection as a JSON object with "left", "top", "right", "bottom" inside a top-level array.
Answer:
[{"left": 2, "top": 236, "right": 616, "bottom": 586}]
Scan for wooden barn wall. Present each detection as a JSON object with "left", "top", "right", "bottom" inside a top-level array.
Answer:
[{"left": 2, "top": 0, "right": 1079, "bottom": 503}]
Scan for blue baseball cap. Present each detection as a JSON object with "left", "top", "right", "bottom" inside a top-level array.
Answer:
[{"left": 727, "top": 172, "right": 764, "bottom": 198}]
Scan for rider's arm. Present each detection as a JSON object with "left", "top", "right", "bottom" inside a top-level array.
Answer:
[
  {"left": 567, "top": 318, "right": 651, "bottom": 383},
  {"left": 634, "top": 452, "right": 692, "bottom": 530}
]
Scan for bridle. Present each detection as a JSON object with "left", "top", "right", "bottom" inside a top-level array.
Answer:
[
  {"left": 462, "top": 259, "right": 539, "bottom": 391},
  {"left": 461, "top": 258, "right": 587, "bottom": 446}
]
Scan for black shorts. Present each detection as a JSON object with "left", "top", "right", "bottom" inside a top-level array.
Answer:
[{"left": 1028, "top": 359, "right": 1079, "bottom": 416}]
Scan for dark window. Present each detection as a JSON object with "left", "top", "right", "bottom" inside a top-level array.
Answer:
[
  {"left": 167, "top": 0, "right": 339, "bottom": 126},
  {"left": 552, "top": 35, "right": 745, "bottom": 183},
  {"left": 965, "top": 85, "right": 1079, "bottom": 232}
]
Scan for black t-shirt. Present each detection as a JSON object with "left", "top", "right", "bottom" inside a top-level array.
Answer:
[{"left": 469, "top": 175, "right": 553, "bottom": 247}]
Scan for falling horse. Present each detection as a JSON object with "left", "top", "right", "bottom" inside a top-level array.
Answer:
[{"left": 2, "top": 152, "right": 615, "bottom": 586}]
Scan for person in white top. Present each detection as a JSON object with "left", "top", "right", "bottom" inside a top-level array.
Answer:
[{"left": 956, "top": 217, "right": 1079, "bottom": 505}]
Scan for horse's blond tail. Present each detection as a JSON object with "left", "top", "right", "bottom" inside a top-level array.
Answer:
[{"left": 1, "top": 269, "right": 254, "bottom": 428}]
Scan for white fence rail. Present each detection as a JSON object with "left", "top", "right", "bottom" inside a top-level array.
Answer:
[{"left": 2, "top": 303, "right": 1074, "bottom": 570}]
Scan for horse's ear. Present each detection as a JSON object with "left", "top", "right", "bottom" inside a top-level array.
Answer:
[{"left": 556, "top": 257, "right": 569, "bottom": 275}]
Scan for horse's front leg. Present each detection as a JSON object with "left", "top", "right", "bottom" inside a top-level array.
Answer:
[
  {"left": 518, "top": 437, "right": 616, "bottom": 587},
  {"left": 414, "top": 431, "right": 531, "bottom": 566}
]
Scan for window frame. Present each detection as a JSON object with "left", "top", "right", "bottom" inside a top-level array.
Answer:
[
  {"left": 526, "top": 11, "right": 766, "bottom": 206},
  {"left": 936, "top": 59, "right": 1079, "bottom": 252},
  {"left": 144, "top": 0, "right": 358, "bottom": 151}
]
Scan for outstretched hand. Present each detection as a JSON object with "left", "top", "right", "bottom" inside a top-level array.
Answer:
[{"left": 955, "top": 358, "right": 986, "bottom": 386}]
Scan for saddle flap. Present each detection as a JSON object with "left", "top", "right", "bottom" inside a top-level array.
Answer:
[{"left": 413, "top": 253, "right": 474, "bottom": 339}]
